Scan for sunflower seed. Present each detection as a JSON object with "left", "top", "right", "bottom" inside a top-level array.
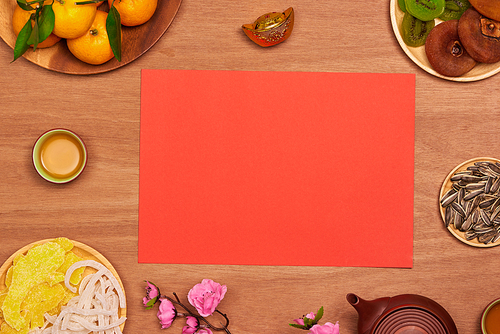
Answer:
[
  {"left": 491, "top": 205, "right": 500, "bottom": 222},
  {"left": 441, "top": 190, "right": 458, "bottom": 207},
  {"left": 465, "top": 182, "right": 486, "bottom": 190},
  {"left": 452, "top": 202, "right": 467, "bottom": 218},
  {"left": 474, "top": 224, "right": 493, "bottom": 233},
  {"left": 445, "top": 206, "right": 452, "bottom": 228},
  {"left": 487, "top": 163, "right": 500, "bottom": 175},
  {"left": 465, "top": 230, "right": 478, "bottom": 240},
  {"left": 480, "top": 210, "right": 492, "bottom": 226},
  {"left": 478, "top": 230, "right": 497, "bottom": 244},
  {"left": 492, "top": 231, "right": 500, "bottom": 243},
  {"left": 461, "top": 214, "right": 474, "bottom": 232},
  {"left": 464, "top": 189, "right": 484, "bottom": 201},
  {"left": 491, "top": 178, "right": 500, "bottom": 193},
  {"left": 458, "top": 188, "right": 465, "bottom": 206},
  {"left": 480, "top": 197, "right": 496, "bottom": 209},
  {"left": 454, "top": 212, "right": 464, "bottom": 230},
  {"left": 485, "top": 177, "right": 494, "bottom": 193}
]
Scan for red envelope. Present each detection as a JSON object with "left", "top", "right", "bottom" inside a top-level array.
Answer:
[{"left": 139, "top": 70, "right": 415, "bottom": 268}]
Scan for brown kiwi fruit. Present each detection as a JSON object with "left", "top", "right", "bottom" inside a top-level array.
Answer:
[
  {"left": 469, "top": 0, "right": 500, "bottom": 21},
  {"left": 426, "top": 20, "right": 477, "bottom": 76},
  {"left": 458, "top": 7, "right": 500, "bottom": 63}
]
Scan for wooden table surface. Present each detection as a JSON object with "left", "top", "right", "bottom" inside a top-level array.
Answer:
[{"left": 1, "top": 1, "right": 500, "bottom": 333}]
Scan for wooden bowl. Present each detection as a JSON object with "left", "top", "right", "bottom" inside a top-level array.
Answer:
[
  {"left": 389, "top": 0, "right": 500, "bottom": 81},
  {"left": 0, "top": 0, "right": 182, "bottom": 74},
  {"left": 0, "top": 239, "right": 127, "bottom": 331},
  {"left": 439, "top": 157, "right": 500, "bottom": 248}
]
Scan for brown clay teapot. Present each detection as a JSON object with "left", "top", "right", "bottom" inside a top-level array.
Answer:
[{"left": 346, "top": 293, "right": 458, "bottom": 334}]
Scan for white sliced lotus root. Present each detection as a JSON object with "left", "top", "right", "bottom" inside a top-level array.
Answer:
[{"left": 64, "top": 260, "right": 126, "bottom": 309}]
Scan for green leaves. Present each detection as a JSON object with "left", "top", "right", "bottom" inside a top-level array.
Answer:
[
  {"left": 36, "top": 5, "right": 55, "bottom": 45},
  {"left": 16, "top": 0, "right": 35, "bottom": 11},
  {"left": 288, "top": 306, "right": 324, "bottom": 330},
  {"left": 12, "top": 3, "right": 55, "bottom": 61},
  {"left": 313, "top": 306, "right": 324, "bottom": 324},
  {"left": 13, "top": 17, "right": 32, "bottom": 62},
  {"left": 106, "top": 3, "right": 122, "bottom": 62}
]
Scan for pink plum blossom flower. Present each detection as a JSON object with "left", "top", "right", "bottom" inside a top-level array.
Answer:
[
  {"left": 182, "top": 316, "right": 198, "bottom": 334},
  {"left": 309, "top": 321, "right": 340, "bottom": 334},
  {"left": 188, "top": 279, "right": 227, "bottom": 317},
  {"left": 197, "top": 329, "right": 213, "bottom": 334},
  {"left": 294, "top": 312, "right": 316, "bottom": 326},
  {"left": 157, "top": 298, "right": 177, "bottom": 329},
  {"left": 143, "top": 281, "right": 160, "bottom": 309}
]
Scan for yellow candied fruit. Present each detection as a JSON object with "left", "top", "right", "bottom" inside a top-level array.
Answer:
[
  {"left": 0, "top": 290, "right": 7, "bottom": 319},
  {"left": 0, "top": 316, "right": 29, "bottom": 334},
  {"left": 52, "top": 238, "right": 74, "bottom": 252},
  {"left": 57, "top": 252, "right": 85, "bottom": 286},
  {"left": 45, "top": 272, "right": 65, "bottom": 287},
  {"left": 47, "top": 288, "right": 78, "bottom": 316},
  {"left": 22, "top": 283, "right": 65, "bottom": 329},
  {"left": 4, "top": 268, "right": 12, "bottom": 288},
  {"left": 11, "top": 254, "right": 23, "bottom": 267},
  {"left": 1, "top": 242, "right": 65, "bottom": 331}
]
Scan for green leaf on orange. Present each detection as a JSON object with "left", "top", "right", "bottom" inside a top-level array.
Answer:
[
  {"left": 38, "top": 5, "right": 55, "bottom": 42},
  {"left": 106, "top": 5, "right": 122, "bottom": 62},
  {"left": 17, "top": 0, "right": 35, "bottom": 11},
  {"left": 13, "top": 18, "right": 32, "bottom": 62}
]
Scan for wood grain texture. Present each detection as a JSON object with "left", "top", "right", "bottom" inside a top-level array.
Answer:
[{"left": 1, "top": 0, "right": 500, "bottom": 333}]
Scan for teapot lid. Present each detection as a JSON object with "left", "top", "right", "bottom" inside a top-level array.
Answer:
[{"left": 373, "top": 307, "right": 448, "bottom": 334}]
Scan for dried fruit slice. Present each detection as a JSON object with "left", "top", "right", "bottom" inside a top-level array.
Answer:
[
  {"left": 1, "top": 242, "right": 65, "bottom": 331},
  {"left": 439, "top": 0, "right": 471, "bottom": 21},
  {"left": 399, "top": 0, "right": 407, "bottom": 12},
  {"left": 401, "top": 12, "right": 435, "bottom": 47},
  {"left": 425, "top": 19, "right": 477, "bottom": 76},
  {"left": 469, "top": 0, "right": 500, "bottom": 21},
  {"left": 21, "top": 283, "right": 65, "bottom": 330},
  {"left": 57, "top": 251, "right": 85, "bottom": 286},
  {"left": 458, "top": 7, "right": 500, "bottom": 63},
  {"left": 0, "top": 321, "right": 29, "bottom": 334},
  {"left": 52, "top": 237, "right": 74, "bottom": 252},
  {"left": 0, "top": 289, "right": 7, "bottom": 319},
  {"left": 405, "top": 0, "right": 446, "bottom": 21}
]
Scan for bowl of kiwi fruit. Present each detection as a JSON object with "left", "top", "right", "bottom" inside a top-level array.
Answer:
[{"left": 390, "top": 0, "right": 500, "bottom": 81}]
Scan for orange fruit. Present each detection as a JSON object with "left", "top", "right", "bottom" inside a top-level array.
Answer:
[
  {"left": 52, "top": 0, "right": 97, "bottom": 39},
  {"left": 12, "top": 5, "right": 61, "bottom": 48},
  {"left": 108, "top": 0, "right": 157, "bottom": 26},
  {"left": 67, "top": 10, "right": 115, "bottom": 65}
]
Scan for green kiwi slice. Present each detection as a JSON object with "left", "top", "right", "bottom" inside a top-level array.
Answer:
[
  {"left": 405, "top": 0, "right": 445, "bottom": 21},
  {"left": 401, "top": 12, "right": 435, "bottom": 47},
  {"left": 399, "top": 0, "right": 407, "bottom": 12},
  {"left": 439, "top": 0, "right": 471, "bottom": 21}
]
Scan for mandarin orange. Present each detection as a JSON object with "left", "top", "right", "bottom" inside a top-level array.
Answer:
[
  {"left": 66, "top": 10, "right": 116, "bottom": 65},
  {"left": 52, "top": 0, "right": 97, "bottom": 39},
  {"left": 108, "top": 0, "right": 157, "bottom": 26}
]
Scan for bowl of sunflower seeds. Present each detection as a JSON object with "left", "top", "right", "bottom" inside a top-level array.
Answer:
[{"left": 439, "top": 157, "right": 500, "bottom": 247}]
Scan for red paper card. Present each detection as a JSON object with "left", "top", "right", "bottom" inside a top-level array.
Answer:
[{"left": 139, "top": 69, "right": 415, "bottom": 268}]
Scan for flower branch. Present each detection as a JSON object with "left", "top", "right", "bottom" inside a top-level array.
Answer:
[{"left": 143, "top": 280, "right": 231, "bottom": 334}]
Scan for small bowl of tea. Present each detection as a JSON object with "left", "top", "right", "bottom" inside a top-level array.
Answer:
[
  {"left": 32, "top": 129, "right": 87, "bottom": 184},
  {"left": 482, "top": 298, "right": 500, "bottom": 334}
]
